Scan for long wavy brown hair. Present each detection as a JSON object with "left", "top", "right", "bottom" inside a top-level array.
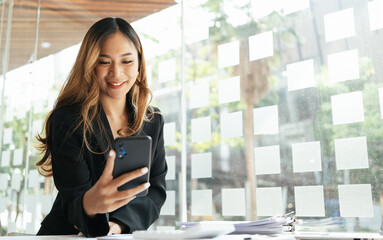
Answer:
[{"left": 36, "top": 17, "right": 153, "bottom": 177}]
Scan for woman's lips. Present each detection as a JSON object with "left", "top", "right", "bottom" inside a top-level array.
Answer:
[{"left": 107, "top": 81, "right": 126, "bottom": 89}]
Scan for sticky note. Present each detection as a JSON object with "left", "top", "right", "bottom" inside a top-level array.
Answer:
[
  {"left": 164, "top": 122, "right": 176, "bottom": 146},
  {"left": 0, "top": 174, "right": 9, "bottom": 190},
  {"left": 335, "top": 136, "right": 369, "bottom": 170},
  {"left": 192, "top": 190, "right": 212, "bottom": 216},
  {"left": 5, "top": 101, "right": 14, "bottom": 122},
  {"left": 0, "top": 198, "right": 6, "bottom": 212},
  {"left": 222, "top": 188, "right": 246, "bottom": 216},
  {"left": 254, "top": 145, "right": 281, "bottom": 175},
  {"left": 287, "top": 59, "right": 315, "bottom": 91},
  {"left": 16, "top": 103, "right": 27, "bottom": 119},
  {"left": 1, "top": 150, "right": 10, "bottom": 168},
  {"left": 25, "top": 194, "right": 37, "bottom": 212},
  {"left": 11, "top": 172, "right": 22, "bottom": 191},
  {"left": 328, "top": 49, "right": 359, "bottom": 83},
  {"left": 292, "top": 141, "right": 322, "bottom": 173},
  {"left": 324, "top": 8, "right": 355, "bottom": 42},
  {"left": 185, "top": 17, "right": 209, "bottom": 44},
  {"left": 249, "top": 31, "right": 274, "bottom": 61},
  {"left": 3, "top": 128, "right": 13, "bottom": 144},
  {"left": 220, "top": 111, "right": 243, "bottom": 139},
  {"left": 218, "top": 76, "right": 240, "bottom": 104},
  {"left": 294, "top": 185, "right": 325, "bottom": 217},
  {"left": 256, "top": 187, "right": 283, "bottom": 216},
  {"left": 252, "top": 0, "right": 275, "bottom": 19},
  {"left": 33, "top": 99, "right": 45, "bottom": 114},
  {"left": 189, "top": 83, "right": 209, "bottom": 109},
  {"left": 218, "top": 41, "right": 239, "bottom": 68},
  {"left": 28, "top": 169, "right": 40, "bottom": 189},
  {"left": 165, "top": 156, "right": 176, "bottom": 180},
  {"left": 161, "top": 190, "right": 175, "bottom": 215},
  {"left": 331, "top": 91, "right": 364, "bottom": 125},
  {"left": 32, "top": 119, "right": 44, "bottom": 136},
  {"left": 191, "top": 152, "right": 212, "bottom": 179},
  {"left": 13, "top": 148, "right": 23, "bottom": 166},
  {"left": 191, "top": 117, "right": 211, "bottom": 142},
  {"left": 41, "top": 195, "right": 52, "bottom": 214},
  {"left": 368, "top": 0, "right": 383, "bottom": 31},
  {"left": 380, "top": 88, "right": 383, "bottom": 119},
  {"left": 254, "top": 105, "right": 279, "bottom": 135},
  {"left": 338, "top": 184, "right": 373, "bottom": 217},
  {"left": 158, "top": 58, "right": 176, "bottom": 83},
  {"left": 282, "top": 0, "right": 310, "bottom": 15}
]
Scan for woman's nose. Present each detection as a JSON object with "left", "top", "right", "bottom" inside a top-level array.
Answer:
[{"left": 108, "top": 63, "right": 121, "bottom": 77}]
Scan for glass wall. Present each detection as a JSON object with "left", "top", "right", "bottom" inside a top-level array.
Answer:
[{"left": 1, "top": 0, "right": 383, "bottom": 235}]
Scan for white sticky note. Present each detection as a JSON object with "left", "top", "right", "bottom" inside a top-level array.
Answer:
[
  {"left": 33, "top": 99, "right": 45, "bottom": 114},
  {"left": 165, "top": 156, "right": 176, "bottom": 180},
  {"left": 331, "top": 91, "right": 364, "bottom": 125},
  {"left": 338, "top": 184, "right": 373, "bottom": 217},
  {"left": 3, "top": 128, "right": 13, "bottom": 144},
  {"left": 256, "top": 187, "right": 283, "bottom": 216},
  {"left": 328, "top": 49, "right": 359, "bottom": 83},
  {"left": 222, "top": 188, "right": 246, "bottom": 216},
  {"left": 254, "top": 105, "right": 279, "bottom": 135},
  {"left": 1, "top": 150, "right": 10, "bottom": 168},
  {"left": 369, "top": 0, "right": 383, "bottom": 31},
  {"left": 158, "top": 58, "right": 176, "bottom": 83},
  {"left": 185, "top": 18, "right": 209, "bottom": 44},
  {"left": 13, "top": 148, "right": 23, "bottom": 166},
  {"left": 16, "top": 103, "right": 28, "bottom": 120},
  {"left": 5, "top": 102, "right": 14, "bottom": 122},
  {"left": 191, "top": 152, "right": 212, "bottom": 179},
  {"left": 295, "top": 185, "right": 325, "bottom": 217},
  {"left": 292, "top": 141, "right": 322, "bottom": 173},
  {"left": 0, "top": 198, "right": 6, "bottom": 212},
  {"left": 380, "top": 88, "right": 383, "bottom": 119},
  {"left": 249, "top": 31, "right": 274, "bottom": 61},
  {"left": 164, "top": 122, "right": 176, "bottom": 146},
  {"left": 252, "top": 0, "right": 275, "bottom": 19},
  {"left": 287, "top": 59, "right": 315, "bottom": 91},
  {"left": 324, "top": 8, "right": 355, "bottom": 42},
  {"left": 32, "top": 119, "right": 44, "bottom": 136},
  {"left": 25, "top": 194, "right": 37, "bottom": 212},
  {"left": 28, "top": 169, "right": 40, "bottom": 189},
  {"left": 220, "top": 111, "right": 243, "bottom": 139},
  {"left": 7, "top": 222, "right": 16, "bottom": 235},
  {"left": 0, "top": 174, "right": 9, "bottom": 190},
  {"left": 218, "top": 76, "right": 240, "bottom": 104},
  {"left": 192, "top": 190, "right": 213, "bottom": 216},
  {"left": 11, "top": 172, "right": 22, "bottom": 191},
  {"left": 161, "top": 190, "right": 175, "bottom": 215},
  {"left": 335, "top": 136, "right": 369, "bottom": 170},
  {"left": 146, "top": 65, "right": 152, "bottom": 86},
  {"left": 218, "top": 40, "right": 239, "bottom": 68},
  {"left": 41, "top": 195, "right": 53, "bottom": 214},
  {"left": 189, "top": 83, "right": 209, "bottom": 109},
  {"left": 282, "top": 0, "right": 310, "bottom": 15},
  {"left": 254, "top": 145, "right": 281, "bottom": 175},
  {"left": 191, "top": 117, "right": 211, "bottom": 142}
]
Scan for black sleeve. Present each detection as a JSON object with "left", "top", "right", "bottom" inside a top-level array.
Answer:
[
  {"left": 50, "top": 111, "right": 109, "bottom": 237},
  {"left": 109, "top": 113, "right": 167, "bottom": 233}
]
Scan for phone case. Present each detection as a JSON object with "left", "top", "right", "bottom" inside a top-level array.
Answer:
[{"left": 112, "top": 135, "right": 152, "bottom": 196}]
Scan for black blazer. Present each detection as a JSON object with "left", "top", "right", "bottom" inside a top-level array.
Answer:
[{"left": 37, "top": 100, "right": 167, "bottom": 237}]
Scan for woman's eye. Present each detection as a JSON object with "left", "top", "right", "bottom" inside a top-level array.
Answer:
[
  {"left": 98, "top": 61, "right": 109, "bottom": 65},
  {"left": 122, "top": 60, "right": 132, "bottom": 64}
]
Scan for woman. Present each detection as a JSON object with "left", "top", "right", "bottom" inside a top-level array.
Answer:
[{"left": 35, "top": 17, "right": 167, "bottom": 237}]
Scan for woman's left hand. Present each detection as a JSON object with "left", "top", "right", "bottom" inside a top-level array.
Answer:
[{"left": 108, "top": 221, "right": 123, "bottom": 235}]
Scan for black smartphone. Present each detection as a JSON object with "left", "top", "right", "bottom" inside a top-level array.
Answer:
[{"left": 112, "top": 136, "right": 152, "bottom": 197}]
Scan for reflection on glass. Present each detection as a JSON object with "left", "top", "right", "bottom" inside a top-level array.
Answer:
[
  {"left": 335, "top": 136, "right": 369, "bottom": 170},
  {"left": 338, "top": 184, "right": 373, "bottom": 217}
]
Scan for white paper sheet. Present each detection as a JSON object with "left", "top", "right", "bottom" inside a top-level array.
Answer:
[
  {"left": 3, "top": 128, "right": 13, "bottom": 144},
  {"left": 324, "top": 8, "right": 355, "bottom": 42},
  {"left": 282, "top": 0, "right": 310, "bottom": 15},
  {"left": 0, "top": 173, "right": 9, "bottom": 190},
  {"left": 191, "top": 117, "right": 211, "bottom": 142},
  {"left": 249, "top": 31, "right": 274, "bottom": 61},
  {"left": 158, "top": 58, "right": 176, "bottom": 83},
  {"left": 368, "top": 0, "right": 383, "bottom": 31},
  {"left": 28, "top": 169, "right": 40, "bottom": 189},
  {"left": 189, "top": 83, "right": 209, "bottom": 109},
  {"left": 328, "top": 49, "right": 359, "bottom": 83},
  {"left": 13, "top": 148, "right": 23, "bottom": 166},
  {"left": 220, "top": 111, "right": 243, "bottom": 139},
  {"left": 191, "top": 152, "right": 212, "bottom": 179},
  {"left": 165, "top": 156, "right": 176, "bottom": 180},
  {"left": 164, "top": 122, "right": 176, "bottom": 146},
  {"left": 292, "top": 141, "right": 322, "bottom": 173},
  {"left": 335, "top": 136, "right": 369, "bottom": 170},
  {"left": 254, "top": 145, "right": 281, "bottom": 175},
  {"left": 331, "top": 91, "right": 364, "bottom": 125},
  {"left": 287, "top": 59, "right": 315, "bottom": 91},
  {"left": 218, "top": 76, "right": 240, "bottom": 104},
  {"left": 222, "top": 188, "right": 246, "bottom": 216},
  {"left": 256, "top": 187, "right": 283, "bottom": 216},
  {"left": 191, "top": 189, "right": 213, "bottom": 216},
  {"left": 160, "top": 190, "right": 175, "bottom": 215},
  {"left": 294, "top": 185, "right": 325, "bottom": 217},
  {"left": 253, "top": 105, "right": 279, "bottom": 135},
  {"left": 338, "top": 184, "right": 373, "bottom": 217},
  {"left": 218, "top": 41, "right": 239, "bottom": 68},
  {"left": 1, "top": 150, "right": 10, "bottom": 168},
  {"left": 380, "top": 88, "right": 383, "bottom": 119}
]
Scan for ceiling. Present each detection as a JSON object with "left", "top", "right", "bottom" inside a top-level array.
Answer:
[{"left": 2, "top": 0, "right": 176, "bottom": 71}]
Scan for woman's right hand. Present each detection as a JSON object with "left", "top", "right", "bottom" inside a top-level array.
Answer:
[{"left": 82, "top": 150, "right": 150, "bottom": 217}]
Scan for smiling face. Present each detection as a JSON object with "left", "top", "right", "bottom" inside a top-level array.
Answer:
[{"left": 95, "top": 31, "right": 139, "bottom": 102}]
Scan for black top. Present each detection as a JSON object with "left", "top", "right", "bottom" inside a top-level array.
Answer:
[{"left": 37, "top": 98, "right": 167, "bottom": 237}]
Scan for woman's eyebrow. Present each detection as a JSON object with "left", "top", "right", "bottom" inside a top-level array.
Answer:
[{"left": 99, "top": 53, "right": 133, "bottom": 58}]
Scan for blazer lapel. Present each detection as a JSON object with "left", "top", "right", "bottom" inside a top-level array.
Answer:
[{"left": 93, "top": 104, "right": 114, "bottom": 161}]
